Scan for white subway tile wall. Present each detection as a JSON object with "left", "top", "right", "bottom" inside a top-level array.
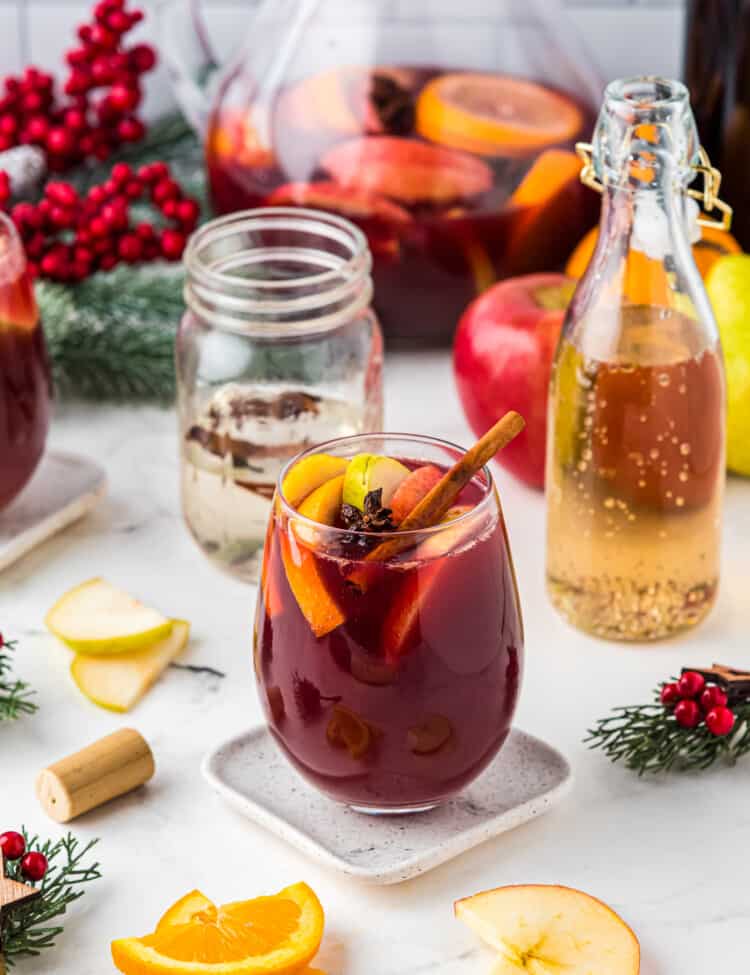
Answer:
[{"left": 1, "top": 0, "right": 686, "bottom": 120}]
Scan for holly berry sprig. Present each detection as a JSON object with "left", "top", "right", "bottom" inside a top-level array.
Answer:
[
  {"left": 0, "top": 634, "right": 36, "bottom": 723},
  {"left": 10, "top": 160, "right": 199, "bottom": 281},
  {"left": 0, "top": 829, "right": 100, "bottom": 966},
  {"left": 586, "top": 666, "right": 750, "bottom": 774},
  {"left": 0, "top": 0, "right": 155, "bottom": 197}
]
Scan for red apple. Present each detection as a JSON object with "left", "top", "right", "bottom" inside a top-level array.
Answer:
[{"left": 453, "top": 272, "right": 575, "bottom": 489}]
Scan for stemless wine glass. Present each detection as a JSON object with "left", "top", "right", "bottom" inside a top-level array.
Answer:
[{"left": 253, "top": 433, "right": 524, "bottom": 813}]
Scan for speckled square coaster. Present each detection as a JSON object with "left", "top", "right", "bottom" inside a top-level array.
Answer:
[
  {"left": 0, "top": 451, "right": 106, "bottom": 571},
  {"left": 202, "top": 727, "right": 572, "bottom": 885}
]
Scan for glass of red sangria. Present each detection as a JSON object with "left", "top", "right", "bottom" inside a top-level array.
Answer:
[
  {"left": 0, "top": 212, "right": 51, "bottom": 511},
  {"left": 254, "top": 431, "right": 523, "bottom": 813}
]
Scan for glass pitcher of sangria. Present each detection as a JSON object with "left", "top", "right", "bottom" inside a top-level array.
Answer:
[
  {"left": 159, "top": 0, "right": 603, "bottom": 343},
  {"left": 0, "top": 212, "right": 51, "bottom": 511}
]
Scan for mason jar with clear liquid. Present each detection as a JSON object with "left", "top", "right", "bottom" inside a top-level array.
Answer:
[
  {"left": 177, "top": 207, "right": 384, "bottom": 583},
  {"left": 546, "top": 77, "right": 729, "bottom": 641}
]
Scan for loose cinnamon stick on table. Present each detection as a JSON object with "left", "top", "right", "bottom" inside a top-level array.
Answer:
[{"left": 366, "top": 410, "right": 525, "bottom": 566}]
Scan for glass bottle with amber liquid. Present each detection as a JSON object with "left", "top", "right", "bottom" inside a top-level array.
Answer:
[{"left": 546, "top": 77, "right": 729, "bottom": 641}]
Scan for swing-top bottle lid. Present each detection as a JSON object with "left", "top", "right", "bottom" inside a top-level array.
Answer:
[{"left": 591, "top": 76, "right": 700, "bottom": 189}]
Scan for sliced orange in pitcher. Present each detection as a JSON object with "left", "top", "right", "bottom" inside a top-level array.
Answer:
[
  {"left": 112, "top": 882, "right": 325, "bottom": 975},
  {"left": 416, "top": 74, "right": 583, "bottom": 158},
  {"left": 326, "top": 704, "right": 372, "bottom": 758}
]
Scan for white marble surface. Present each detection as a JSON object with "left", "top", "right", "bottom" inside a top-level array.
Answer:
[{"left": 2, "top": 349, "right": 750, "bottom": 974}]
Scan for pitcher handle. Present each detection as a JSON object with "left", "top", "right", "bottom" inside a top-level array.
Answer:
[{"left": 156, "top": 0, "right": 219, "bottom": 135}]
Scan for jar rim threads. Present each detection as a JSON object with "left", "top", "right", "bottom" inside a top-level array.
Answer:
[{"left": 184, "top": 207, "right": 373, "bottom": 337}]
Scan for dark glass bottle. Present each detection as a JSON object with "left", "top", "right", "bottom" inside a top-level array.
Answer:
[{"left": 684, "top": 0, "right": 750, "bottom": 248}]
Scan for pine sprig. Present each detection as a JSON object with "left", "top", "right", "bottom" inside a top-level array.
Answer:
[
  {"left": 1, "top": 832, "right": 101, "bottom": 966},
  {"left": 38, "top": 265, "right": 183, "bottom": 402},
  {"left": 0, "top": 637, "right": 36, "bottom": 722},
  {"left": 586, "top": 682, "right": 750, "bottom": 774}
]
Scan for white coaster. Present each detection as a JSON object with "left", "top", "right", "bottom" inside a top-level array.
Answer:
[
  {"left": 0, "top": 450, "right": 107, "bottom": 571},
  {"left": 203, "top": 726, "right": 572, "bottom": 885}
]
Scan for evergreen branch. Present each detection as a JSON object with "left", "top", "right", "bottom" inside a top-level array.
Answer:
[
  {"left": 37, "top": 266, "right": 183, "bottom": 402},
  {"left": 0, "top": 638, "right": 37, "bottom": 722},
  {"left": 586, "top": 682, "right": 750, "bottom": 775},
  {"left": 2, "top": 832, "right": 101, "bottom": 966}
]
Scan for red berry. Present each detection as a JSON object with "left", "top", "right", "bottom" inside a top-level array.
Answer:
[
  {"left": 161, "top": 198, "right": 179, "bottom": 219},
  {"left": 160, "top": 228, "right": 186, "bottom": 260},
  {"left": 0, "top": 134, "right": 13, "bottom": 151},
  {"left": 108, "top": 83, "right": 140, "bottom": 113},
  {"left": 47, "top": 127, "right": 74, "bottom": 156},
  {"left": 89, "top": 216, "right": 109, "bottom": 238},
  {"left": 0, "top": 113, "right": 17, "bottom": 136},
  {"left": 63, "top": 108, "right": 88, "bottom": 131},
  {"left": 77, "top": 24, "right": 94, "bottom": 43},
  {"left": 674, "top": 698, "right": 702, "bottom": 729},
  {"left": 135, "top": 221, "right": 155, "bottom": 240},
  {"left": 138, "top": 161, "right": 169, "bottom": 183},
  {"left": 130, "top": 44, "right": 157, "bottom": 73},
  {"left": 65, "top": 70, "right": 92, "bottom": 96},
  {"left": 26, "top": 260, "right": 39, "bottom": 278},
  {"left": 0, "top": 171, "right": 10, "bottom": 204},
  {"left": 66, "top": 47, "right": 90, "bottom": 67},
  {"left": 152, "top": 178, "right": 181, "bottom": 205},
  {"left": 118, "top": 233, "right": 143, "bottom": 262},
  {"left": 94, "top": 142, "right": 112, "bottom": 161},
  {"left": 21, "top": 91, "right": 44, "bottom": 114},
  {"left": 124, "top": 179, "right": 143, "bottom": 199},
  {"left": 24, "top": 116, "right": 49, "bottom": 143},
  {"left": 41, "top": 252, "right": 65, "bottom": 277},
  {"left": 90, "top": 25, "right": 118, "bottom": 50},
  {"left": 91, "top": 57, "right": 114, "bottom": 85},
  {"left": 660, "top": 682, "right": 681, "bottom": 708},
  {"left": 700, "top": 685, "right": 728, "bottom": 713},
  {"left": 46, "top": 182, "right": 78, "bottom": 208},
  {"left": 99, "top": 252, "right": 118, "bottom": 270},
  {"left": 116, "top": 117, "right": 145, "bottom": 142},
  {"left": 677, "top": 671, "right": 705, "bottom": 699},
  {"left": 0, "top": 831, "right": 26, "bottom": 861},
  {"left": 705, "top": 705, "right": 736, "bottom": 737},
  {"left": 107, "top": 9, "right": 131, "bottom": 33},
  {"left": 20, "top": 851, "right": 48, "bottom": 882},
  {"left": 111, "top": 162, "right": 133, "bottom": 184},
  {"left": 176, "top": 198, "right": 200, "bottom": 227}
]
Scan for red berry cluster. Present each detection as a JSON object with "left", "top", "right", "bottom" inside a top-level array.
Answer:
[
  {"left": 0, "top": 830, "right": 48, "bottom": 882},
  {"left": 10, "top": 161, "right": 199, "bottom": 281},
  {"left": 661, "top": 671, "right": 736, "bottom": 736},
  {"left": 0, "top": 0, "right": 155, "bottom": 178}
]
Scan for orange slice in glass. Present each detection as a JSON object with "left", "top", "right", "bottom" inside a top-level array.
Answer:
[
  {"left": 326, "top": 704, "right": 372, "bottom": 758},
  {"left": 279, "top": 530, "right": 345, "bottom": 639},
  {"left": 111, "top": 882, "right": 324, "bottom": 975},
  {"left": 416, "top": 73, "right": 584, "bottom": 158}
]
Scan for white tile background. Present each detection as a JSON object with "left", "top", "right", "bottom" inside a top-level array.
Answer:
[{"left": 0, "top": 0, "right": 687, "bottom": 120}]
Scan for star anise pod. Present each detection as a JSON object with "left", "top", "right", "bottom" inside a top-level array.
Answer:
[
  {"left": 341, "top": 489, "right": 394, "bottom": 532},
  {"left": 292, "top": 672, "right": 339, "bottom": 723}
]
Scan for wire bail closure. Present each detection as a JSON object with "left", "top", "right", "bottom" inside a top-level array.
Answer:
[{"left": 575, "top": 141, "right": 733, "bottom": 231}]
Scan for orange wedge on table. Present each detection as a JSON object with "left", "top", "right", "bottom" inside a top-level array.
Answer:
[{"left": 112, "top": 882, "right": 325, "bottom": 975}]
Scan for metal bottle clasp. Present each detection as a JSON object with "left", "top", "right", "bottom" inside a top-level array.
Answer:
[{"left": 575, "top": 141, "right": 733, "bottom": 232}]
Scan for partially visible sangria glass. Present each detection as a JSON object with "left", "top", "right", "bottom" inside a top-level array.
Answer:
[
  {"left": 254, "top": 433, "right": 523, "bottom": 813},
  {"left": 207, "top": 66, "right": 599, "bottom": 344},
  {"left": 177, "top": 208, "right": 383, "bottom": 583},
  {"left": 0, "top": 212, "right": 51, "bottom": 511}
]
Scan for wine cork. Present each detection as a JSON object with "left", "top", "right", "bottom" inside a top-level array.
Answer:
[{"left": 35, "top": 728, "right": 155, "bottom": 823}]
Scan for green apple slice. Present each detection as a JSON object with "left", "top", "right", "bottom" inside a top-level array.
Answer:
[
  {"left": 46, "top": 578, "right": 173, "bottom": 655},
  {"left": 70, "top": 620, "right": 190, "bottom": 713},
  {"left": 342, "top": 454, "right": 410, "bottom": 511}
]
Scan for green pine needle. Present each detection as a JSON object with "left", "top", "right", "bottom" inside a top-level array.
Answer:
[
  {"left": 1, "top": 832, "right": 100, "bottom": 966},
  {"left": 0, "top": 638, "right": 36, "bottom": 722},
  {"left": 586, "top": 681, "right": 750, "bottom": 774},
  {"left": 38, "top": 266, "right": 183, "bottom": 403}
]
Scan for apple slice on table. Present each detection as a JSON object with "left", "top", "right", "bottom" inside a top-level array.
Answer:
[
  {"left": 70, "top": 620, "right": 190, "bottom": 713},
  {"left": 456, "top": 885, "right": 640, "bottom": 975},
  {"left": 46, "top": 578, "right": 173, "bottom": 655}
]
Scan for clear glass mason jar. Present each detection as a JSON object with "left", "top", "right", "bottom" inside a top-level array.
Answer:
[{"left": 177, "top": 207, "right": 384, "bottom": 583}]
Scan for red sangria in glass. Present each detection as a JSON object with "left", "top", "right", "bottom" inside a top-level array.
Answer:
[
  {"left": 253, "top": 433, "right": 523, "bottom": 813},
  {"left": 0, "top": 212, "right": 51, "bottom": 511}
]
